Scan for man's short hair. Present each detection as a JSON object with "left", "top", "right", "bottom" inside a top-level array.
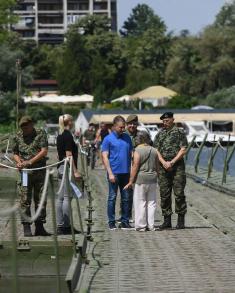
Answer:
[{"left": 113, "top": 115, "right": 125, "bottom": 125}]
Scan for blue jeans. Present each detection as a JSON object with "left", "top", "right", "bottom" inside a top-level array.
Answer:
[{"left": 107, "top": 174, "right": 130, "bottom": 224}]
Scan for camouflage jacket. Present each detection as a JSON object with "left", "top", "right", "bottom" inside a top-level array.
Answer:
[
  {"left": 12, "top": 128, "right": 48, "bottom": 167},
  {"left": 83, "top": 129, "right": 96, "bottom": 141},
  {"left": 126, "top": 130, "right": 139, "bottom": 149},
  {"left": 153, "top": 125, "right": 188, "bottom": 161}
]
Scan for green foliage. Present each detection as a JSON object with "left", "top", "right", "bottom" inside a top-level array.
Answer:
[
  {"left": 0, "top": 43, "right": 33, "bottom": 92},
  {"left": 205, "top": 86, "right": 235, "bottom": 108},
  {"left": 1, "top": 1, "right": 235, "bottom": 126},
  {"left": 0, "top": 91, "right": 19, "bottom": 124},
  {"left": 0, "top": 0, "right": 17, "bottom": 42},
  {"left": 120, "top": 4, "right": 166, "bottom": 37},
  {"left": 76, "top": 14, "right": 111, "bottom": 35},
  {"left": 25, "top": 105, "right": 62, "bottom": 123},
  {"left": 166, "top": 95, "right": 198, "bottom": 109},
  {"left": 214, "top": 0, "right": 235, "bottom": 27}
]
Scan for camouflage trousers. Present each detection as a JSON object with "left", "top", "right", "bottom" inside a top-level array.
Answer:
[
  {"left": 158, "top": 160, "right": 187, "bottom": 216},
  {"left": 17, "top": 169, "right": 47, "bottom": 224}
]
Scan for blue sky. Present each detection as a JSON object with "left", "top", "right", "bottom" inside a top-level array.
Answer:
[{"left": 117, "top": 0, "right": 227, "bottom": 34}]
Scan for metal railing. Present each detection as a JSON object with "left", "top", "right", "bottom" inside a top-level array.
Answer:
[
  {"left": 185, "top": 134, "right": 235, "bottom": 186},
  {"left": 0, "top": 144, "right": 95, "bottom": 293}
]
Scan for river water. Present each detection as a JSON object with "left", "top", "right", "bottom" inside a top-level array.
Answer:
[{"left": 186, "top": 147, "right": 235, "bottom": 177}]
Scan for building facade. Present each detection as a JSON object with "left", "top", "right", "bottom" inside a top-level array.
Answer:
[{"left": 13, "top": 0, "right": 117, "bottom": 44}]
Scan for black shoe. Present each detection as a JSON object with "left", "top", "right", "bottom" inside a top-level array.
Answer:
[
  {"left": 57, "top": 227, "right": 64, "bottom": 235},
  {"left": 35, "top": 223, "right": 51, "bottom": 236},
  {"left": 158, "top": 215, "right": 172, "bottom": 230},
  {"left": 119, "top": 222, "right": 133, "bottom": 230},
  {"left": 109, "top": 222, "right": 117, "bottom": 230},
  {"left": 23, "top": 224, "right": 32, "bottom": 237},
  {"left": 176, "top": 214, "right": 185, "bottom": 229},
  {"left": 63, "top": 226, "right": 81, "bottom": 235}
]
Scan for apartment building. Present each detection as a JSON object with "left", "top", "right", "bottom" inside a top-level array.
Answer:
[{"left": 13, "top": 0, "right": 117, "bottom": 44}]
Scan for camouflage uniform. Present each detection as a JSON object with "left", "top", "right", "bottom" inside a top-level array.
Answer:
[
  {"left": 126, "top": 129, "right": 139, "bottom": 149},
  {"left": 12, "top": 128, "right": 48, "bottom": 224},
  {"left": 154, "top": 125, "right": 188, "bottom": 216},
  {"left": 83, "top": 129, "right": 96, "bottom": 141}
]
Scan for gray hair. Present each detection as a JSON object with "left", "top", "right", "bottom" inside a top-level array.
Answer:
[{"left": 135, "top": 131, "right": 151, "bottom": 146}]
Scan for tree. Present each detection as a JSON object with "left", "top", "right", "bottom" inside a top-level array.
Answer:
[
  {"left": 75, "top": 14, "right": 111, "bottom": 35},
  {"left": 0, "top": 44, "right": 33, "bottom": 92},
  {"left": 120, "top": 4, "right": 166, "bottom": 37},
  {"left": 205, "top": 86, "right": 235, "bottom": 108},
  {"left": 130, "top": 28, "right": 171, "bottom": 82},
  {"left": 166, "top": 95, "right": 198, "bottom": 109},
  {"left": 0, "top": 0, "right": 17, "bottom": 42},
  {"left": 214, "top": 0, "right": 235, "bottom": 27},
  {"left": 56, "top": 16, "right": 127, "bottom": 105}
]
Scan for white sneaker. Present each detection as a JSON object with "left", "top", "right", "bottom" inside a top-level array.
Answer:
[
  {"left": 135, "top": 228, "right": 146, "bottom": 232},
  {"left": 147, "top": 227, "right": 156, "bottom": 231}
]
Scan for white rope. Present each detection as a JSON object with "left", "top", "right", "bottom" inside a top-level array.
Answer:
[
  {"left": 18, "top": 168, "right": 51, "bottom": 222},
  {"left": 0, "top": 158, "right": 66, "bottom": 171},
  {"left": 56, "top": 158, "right": 69, "bottom": 195},
  {"left": 217, "top": 141, "right": 226, "bottom": 151}
]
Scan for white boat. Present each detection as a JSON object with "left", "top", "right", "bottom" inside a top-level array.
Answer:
[
  {"left": 183, "top": 121, "right": 235, "bottom": 146},
  {"left": 138, "top": 124, "right": 159, "bottom": 141}
]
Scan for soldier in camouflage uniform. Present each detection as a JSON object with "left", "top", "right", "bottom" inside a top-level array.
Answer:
[
  {"left": 125, "top": 114, "right": 140, "bottom": 221},
  {"left": 154, "top": 112, "right": 188, "bottom": 229},
  {"left": 126, "top": 114, "right": 139, "bottom": 148},
  {"left": 12, "top": 116, "right": 50, "bottom": 237}
]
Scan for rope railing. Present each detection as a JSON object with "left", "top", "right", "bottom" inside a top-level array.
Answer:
[
  {"left": 0, "top": 144, "right": 95, "bottom": 293},
  {"left": 186, "top": 133, "right": 235, "bottom": 187}
]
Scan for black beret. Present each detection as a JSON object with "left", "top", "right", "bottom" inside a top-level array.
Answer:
[{"left": 160, "top": 112, "right": 174, "bottom": 120}]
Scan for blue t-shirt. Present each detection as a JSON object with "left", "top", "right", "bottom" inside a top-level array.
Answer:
[{"left": 102, "top": 131, "right": 133, "bottom": 174}]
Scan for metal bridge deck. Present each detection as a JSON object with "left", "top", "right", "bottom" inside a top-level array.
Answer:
[
  {"left": 1, "top": 166, "right": 235, "bottom": 292},
  {"left": 77, "top": 169, "right": 235, "bottom": 293}
]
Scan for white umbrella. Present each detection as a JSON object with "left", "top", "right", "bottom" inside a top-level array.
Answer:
[
  {"left": 111, "top": 95, "right": 131, "bottom": 103},
  {"left": 23, "top": 94, "right": 94, "bottom": 104}
]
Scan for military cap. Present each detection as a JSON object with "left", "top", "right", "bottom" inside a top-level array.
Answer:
[
  {"left": 126, "top": 114, "right": 138, "bottom": 124},
  {"left": 19, "top": 116, "right": 33, "bottom": 127},
  {"left": 160, "top": 112, "right": 174, "bottom": 120}
]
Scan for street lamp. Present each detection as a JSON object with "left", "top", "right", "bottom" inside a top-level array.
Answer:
[{"left": 16, "top": 59, "right": 21, "bottom": 130}]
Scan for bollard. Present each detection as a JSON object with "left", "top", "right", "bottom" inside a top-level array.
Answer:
[
  {"left": 194, "top": 134, "right": 208, "bottom": 173},
  {"left": 78, "top": 144, "right": 94, "bottom": 241}
]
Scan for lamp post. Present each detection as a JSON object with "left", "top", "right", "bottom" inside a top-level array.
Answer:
[{"left": 16, "top": 59, "right": 21, "bottom": 130}]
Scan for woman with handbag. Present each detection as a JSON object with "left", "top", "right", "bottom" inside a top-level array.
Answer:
[{"left": 124, "top": 131, "right": 159, "bottom": 232}]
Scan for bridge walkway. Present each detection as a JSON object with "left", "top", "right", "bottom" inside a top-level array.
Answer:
[{"left": 77, "top": 169, "right": 235, "bottom": 293}]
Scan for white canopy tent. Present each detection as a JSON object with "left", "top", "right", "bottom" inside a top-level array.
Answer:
[{"left": 23, "top": 94, "right": 94, "bottom": 104}]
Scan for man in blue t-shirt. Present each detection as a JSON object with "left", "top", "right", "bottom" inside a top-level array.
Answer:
[{"left": 102, "top": 115, "right": 133, "bottom": 230}]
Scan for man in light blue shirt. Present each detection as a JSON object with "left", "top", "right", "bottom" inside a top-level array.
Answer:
[{"left": 102, "top": 115, "right": 133, "bottom": 230}]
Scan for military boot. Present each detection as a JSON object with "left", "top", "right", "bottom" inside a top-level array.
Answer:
[
  {"left": 23, "top": 224, "right": 32, "bottom": 237},
  {"left": 176, "top": 214, "right": 185, "bottom": 229},
  {"left": 35, "top": 222, "right": 51, "bottom": 236},
  {"left": 158, "top": 215, "right": 172, "bottom": 230}
]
